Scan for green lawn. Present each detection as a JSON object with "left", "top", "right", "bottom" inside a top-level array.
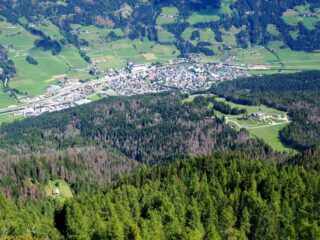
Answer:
[
  {"left": 45, "top": 180, "right": 73, "bottom": 201},
  {"left": 0, "top": 86, "right": 19, "bottom": 108},
  {"left": 0, "top": 20, "right": 89, "bottom": 96},
  {"left": 268, "top": 41, "right": 320, "bottom": 71},
  {"left": 158, "top": 30, "right": 176, "bottom": 43},
  {"left": 33, "top": 19, "right": 64, "bottom": 40},
  {"left": 199, "top": 28, "right": 216, "bottom": 42},
  {"left": 215, "top": 98, "right": 287, "bottom": 115},
  {"left": 267, "top": 24, "right": 280, "bottom": 36},
  {"left": 187, "top": 12, "right": 220, "bottom": 25},
  {"left": 248, "top": 124, "right": 292, "bottom": 152},
  {"left": 75, "top": 26, "right": 180, "bottom": 69},
  {"left": 0, "top": 114, "right": 23, "bottom": 126},
  {"left": 184, "top": 95, "right": 294, "bottom": 152},
  {"left": 156, "top": 7, "right": 179, "bottom": 25},
  {"left": 89, "top": 93, "right": 103, "bottom": 101},
  {"left": 282, "top": 5, "right": 320, "bottom": 30},
  {"left": 215, "top": 98, "right": 294, "bottom": 152}
]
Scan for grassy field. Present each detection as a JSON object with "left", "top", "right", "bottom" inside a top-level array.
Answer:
[
  {"left": 44, "top": 179, "right": 73, "bottom": 201},
  {"left": 200, "top": 40, "right": 320, "bottom": 74},
  {"left": 0, "top": 19, "right": 88, "bottom": 98},
  {"left": 32, "top": 19, "right": 64, "bottom": 40},
  {"left": 0, "top": 85, "right": 19, "bottom": 108},
  {"left": 187, "top": 8, "right": 220, "bottom": 25},
  {"left": 73, "top": 24, "right": 181, "bottom": 68},
  {"left": 156, "top": 7, "right": 179, "bottom": 25},
  {"left": 282, "top": 4, "right": 320, "bottom": 30},
  {"left": 215, "top": 98, "right": 294, "bottom": 152},
  {"left": 187, "top": 0, "right": 235, "bottom": 25},
  {"left": 183, "top": 95, "right": 294, "bottom": 152},
  {"left": 249, "top": 123, "right": 291, "bottom": 151},
  {"left": 89, "top": 93, "right": 103, "bottom": 101},
  {"left": 158, "top": 30, "right": 176, "bottom": 43},
  {"left": 0, "top": 114, "right": 23, "bottom": 125}
]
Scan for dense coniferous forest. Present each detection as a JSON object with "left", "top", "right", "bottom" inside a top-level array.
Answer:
[
  {"left": 1, "top": 153, "right": 320, "bottom": 239},
  {"left": 210, "top": 70, "right": 320, "bottom": 150}
]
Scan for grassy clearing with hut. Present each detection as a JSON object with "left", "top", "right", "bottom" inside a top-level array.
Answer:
[{"left": 45, "top": 180, "right": 73, "bottom": 201}]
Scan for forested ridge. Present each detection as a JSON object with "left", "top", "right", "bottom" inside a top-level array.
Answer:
[
  {"left": 0, "top": 92, "right": 279, "bottom": 199},
  {"left": 1, "top": 153, "right": 320, "bottom": 239},
  {"left": 210, "top": 70, "right": 320, "bottom": 150}
]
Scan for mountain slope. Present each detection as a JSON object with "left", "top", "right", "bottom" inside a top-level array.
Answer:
[
  {"left": 0, "top": 92, "right": 276, "bottom": 199},
  {"left": 1, "top": 153, "right": 320, "bottom": 239}
]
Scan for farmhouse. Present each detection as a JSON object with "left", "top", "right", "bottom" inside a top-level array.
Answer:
[
  {"left": 273, "top": 114, "right": 282, "bottom": 119},
  {"left": 252, "top": 112, "right": 269, "bottom": 121}
]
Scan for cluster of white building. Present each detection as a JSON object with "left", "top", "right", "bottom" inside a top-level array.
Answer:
[
  {"left": 8, "top": 61, "right": 250, "bottom": 117},
  {"left": 100, "top": 62, "right": 249, "bottom": 95}
]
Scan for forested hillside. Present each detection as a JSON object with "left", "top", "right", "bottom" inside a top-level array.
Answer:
[
  {"left": 1, "top": 0, "right": 318, "bottom": 51},
  {"left": 0, "top": 92, "right": 279, "bottom": 199},
  {"left": 0, "top": 0, "right": 319, "bottom": 85},
  {"left": 210, "top": 70, "right": 320, "bottom": 150},
  {"left": 1, "top": 153, "right": 320, "bottom": 239}
]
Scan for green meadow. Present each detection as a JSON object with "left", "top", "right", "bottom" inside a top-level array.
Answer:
[
  {"left": 0, "top": 19, "right": 88, "bottom": 98},
  {"left": 45, "top": 180, "right": 73, "bottom": 201},
  {"left": 0, "top": 86, "right": 19, "bottom": 108},
  {"left": 156, "top": 6, "right": 179, "bottom": 25},
  {"left": 282, "top": 5, "right": 320, "bottom": 30},
  {"left": 187, "top": 0, "right": 235, "bottom": 25},
  {"left": 214, "top": 98, "right": 294, "bottom": 152},
  {"left": 73, "top": 24, "right": 180, "bottom": 68},
  {"left": 184, "top": 95, "right": 294, "bottom": 152},
  {"left": 0, "top": 114, "right": 23, "bottom": 126}
]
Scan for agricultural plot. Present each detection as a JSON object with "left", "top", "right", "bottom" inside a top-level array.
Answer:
[
  {"left": 9, "top": 45, "right": 87, "bottom": 96},
  {"left": 220, "top": 27, "right": 240, "bottom": 46},
  {"left": 74, "top": 24, "right": 180, "bottom": 68},
  {"left": 267, "top": 24, "right": 280, "bottom": 36},
  {"left": 206, "top": 39, "right": 320, "bottom": 74},
  {"left": 32, "top": 19, "right": 64, "bottom": 40},
  {"left": 157, "top": 30, "right": 176, "bottom": 43},
  {"left": 282, "top": 5, "right": 320, "bottom": 30},
  {"left": 268, "top": 41, "right": 320, "bottom": 71},
  {"left": 187, "top": 6, "right": 220, "bottom": 25},
  {"left": 0, "top": 19, "right": 88, "bottom": 98},
  {"left": 0, "top": 114, "right": 23, "bottom": 125},
  {"left": 156, "top": 7, "right": 179, "bottom": 25},
  {"left": 186, "top": 0, "right": 235, "bottom": 25},
  {"left": 199, "top": 28, "right": 216, "bottom": 42},
  {"left": 0, "top": 87, "right": 19, "bottom": 108},
  {"left": 232, "top": 46, "right": 279, "bottom": 67}
]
